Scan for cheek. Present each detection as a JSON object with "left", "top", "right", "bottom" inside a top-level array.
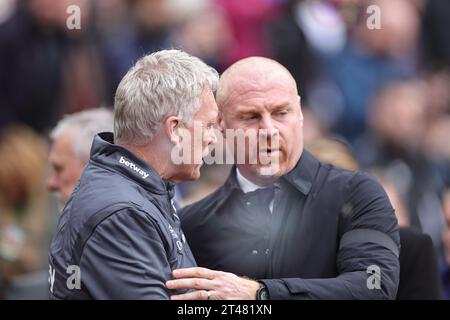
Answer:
[
  {"left": 230, "top": 120, "right": 258, "bottom": 132},
  {"left": 57, "top": 168, "right": 68, "bottom": 184},
  {"left": 279, "top": 126, "right": 302, "bottom": 155},
  {"left": 61, "top": 171, "right": 75, "bottom": 188},
  {"left": 284, "top": 121, "right": 303, "bottom": 143},
  {"left": 64, "top": 164, "right": 84, "bottom": 186},
  {"left": 49, "top": 170, "right": 60, "bottom": 183}
]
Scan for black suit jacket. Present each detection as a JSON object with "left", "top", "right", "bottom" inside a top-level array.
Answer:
[
  {"left": 397, "top": 227, "right": 443, "bottom": 299},
  {"left": 181, "top": 151, "right": 400, "bottom": 299}
]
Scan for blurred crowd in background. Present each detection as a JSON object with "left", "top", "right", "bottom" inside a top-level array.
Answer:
[{"left": 0, "top": 0, "right": 450, "bottom": 299}]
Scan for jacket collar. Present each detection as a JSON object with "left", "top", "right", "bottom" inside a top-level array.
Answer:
[
  {"left": 222, "top": 149, "right": 320, "bottom": 199},
  {"left": 90, "top": 132, "right": 174, "bottom": 197},
  {"left": 282, "top": 149, "right": 320, "bottom": 195}
]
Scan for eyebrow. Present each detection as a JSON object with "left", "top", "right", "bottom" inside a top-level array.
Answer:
[
  {"left": 234, "top": 103, "right": 292, "bottom": 117},
  {"left": 238, "top": 110, "right": 258, "bottom": 115},
  {"left": 234, "top": 108, "right": 259, "bottom": 117},
  {"left": 270, "top": 104, "right": 291, "bottom": 112}
]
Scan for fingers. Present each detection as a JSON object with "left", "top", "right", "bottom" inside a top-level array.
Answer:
[
  {"left": 172, "top": 267, "right": 221, "bottom": 280},
  {"left": 170, "top": 290, "right": 212, "bottom": 300},
  {"left": 166, "top": 278, "right": 215, "bottom": 291},
  {"left": 167, "top": 268, "right": 223, "bottom": 295}
]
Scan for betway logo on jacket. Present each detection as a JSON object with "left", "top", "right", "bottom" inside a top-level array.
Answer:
[{"left": 119, "top": 156, "right": 149, "bottom": 179}]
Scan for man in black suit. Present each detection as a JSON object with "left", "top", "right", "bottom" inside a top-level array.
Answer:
[{"left": 165, "top": 57, "right": 400, "bottom": 300}]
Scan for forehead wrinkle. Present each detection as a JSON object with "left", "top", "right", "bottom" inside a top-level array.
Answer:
[{"left": 228, "top": 81, "right": 295, "bottom": 114}]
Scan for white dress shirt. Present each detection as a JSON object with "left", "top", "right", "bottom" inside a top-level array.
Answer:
[{"left": 236, "top": 168, "right": 275, "bottom": 213}]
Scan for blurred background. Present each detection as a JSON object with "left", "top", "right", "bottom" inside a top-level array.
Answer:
[{"left": 0, "top": 0, "right": 449, "bottom": 299}]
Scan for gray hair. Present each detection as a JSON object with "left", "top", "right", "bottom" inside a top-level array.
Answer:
[
  {"left": 114, "top": 49, "right": 219, "bottom": 145},
  {"left": 50, "top": 108, "right": 114, "bottom": 163}
]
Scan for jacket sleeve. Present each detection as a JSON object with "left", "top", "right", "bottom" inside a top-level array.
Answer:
[
  {"left": 261, "top": 173, "right": 400, "bottom": 300},
  {"left": 79, "top": 207, "right": 172, "bottom": 299}
]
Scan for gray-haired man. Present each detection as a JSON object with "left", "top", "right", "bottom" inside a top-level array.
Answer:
[
  {"left": 49, "top": 50, "right": 219, "bottom": 299},
  {"left": 47, "top": 108, "right": 114, "bottom": 205}
]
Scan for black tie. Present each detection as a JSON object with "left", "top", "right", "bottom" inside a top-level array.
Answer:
[{"left": 256, "top": 186, "right": 275, "bottom": 214}]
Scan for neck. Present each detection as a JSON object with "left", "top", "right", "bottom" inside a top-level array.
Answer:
[{"left": 119, "top": 142, "right": 173, "bottom": 180}]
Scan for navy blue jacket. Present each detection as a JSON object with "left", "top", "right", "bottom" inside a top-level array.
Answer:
[
  {"left": 48, "top": 132, "right": 196, "bottom": 299},
  {"left": 181, "top": 150, "right": 400, "bottom": 299}
]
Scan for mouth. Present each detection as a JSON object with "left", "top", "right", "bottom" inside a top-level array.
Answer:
[
  {"left": 201, "top": 149, "right": 210, "bottom": 162},
  {"left": 259, "top": 148, "right": 280, "bottom": 155}
]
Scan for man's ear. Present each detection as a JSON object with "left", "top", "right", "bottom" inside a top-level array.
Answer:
[
  {"left": 298, "top": 96, "right": 304, "bottom": 126},
  {"left": 164, "top": 116, "right": 181, "bottom": 144}
]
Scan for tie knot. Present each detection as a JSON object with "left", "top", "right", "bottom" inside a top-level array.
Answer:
[{"left": 256, "top": 186, "right": 275, "bottom": 208}]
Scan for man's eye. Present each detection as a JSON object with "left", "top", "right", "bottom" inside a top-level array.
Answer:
[
  {"left": 274, "top": 110, "right": 288, "bottom": 116},
  {"left": 53, "top": 165, "right": 63, "bottom": 173},
  {"left": 242, "top": 114, "right": 258, "bottom": 120}
]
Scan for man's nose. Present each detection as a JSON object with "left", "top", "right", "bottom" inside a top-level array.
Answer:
[
  {"left": 259, "top": 115, "right": 278, "bottom": 137},
  {"left": 47, "top": 175, "right": 59, "bottom": 192},
  {"left": 206, "top": 128, "right": 218, "bottom": 146}
]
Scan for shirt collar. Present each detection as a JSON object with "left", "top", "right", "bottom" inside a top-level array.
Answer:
[
  {"left": 236, "top": 168, "right": 266, "bottom": 193},
  {"left": 222, "top": 149, "right": 320, "bottom": 201}
]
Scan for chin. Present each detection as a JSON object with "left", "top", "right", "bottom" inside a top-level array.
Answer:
[
  {"left": 258, "top": 157, "right": 292, "bottom": 176},
  {"left": 257, "top": 165, "right": 282, "bottom": 177},
  {"left": 188, "top": 166, "right": 202, "bottom": 181},
  {"left": 61, "top": 194, "right": 69, "bottom": 204},
  {"left": 190, "top": 172, "right": 201, "bottom": 180}
]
